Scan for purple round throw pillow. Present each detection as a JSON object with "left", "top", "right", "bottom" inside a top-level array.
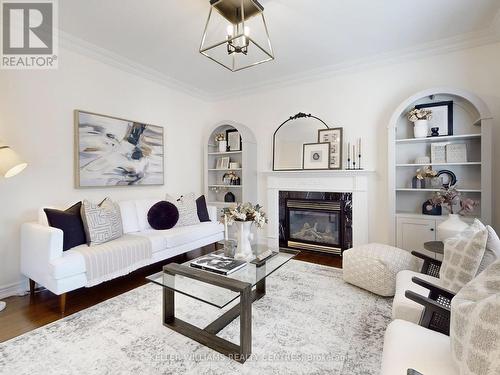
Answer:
[{"left": 147, "top": 201, "right": 179, "bottom": 230}]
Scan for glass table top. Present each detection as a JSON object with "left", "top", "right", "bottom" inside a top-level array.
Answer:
[{"left": 147, "top": 246, "right": 299, "bottom": 309}]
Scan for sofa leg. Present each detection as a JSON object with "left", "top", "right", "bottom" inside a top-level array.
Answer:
[
  {"left": 29, "top": 279, "right": 36, "bottom": 296},
  {"left": 59, "top": 293, "right": 67, "bottom": 315}
]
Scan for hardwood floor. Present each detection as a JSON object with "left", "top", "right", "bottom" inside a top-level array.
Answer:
[{"left": 0, "top": 247, "right": 341, "bottom": 343}]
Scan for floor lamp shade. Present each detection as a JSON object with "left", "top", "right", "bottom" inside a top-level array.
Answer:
[{"left": 0, "top": 146, "right": 27, "bottom": 178}]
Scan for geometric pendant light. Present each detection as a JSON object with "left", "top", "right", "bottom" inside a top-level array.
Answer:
[{"left": 199, "top": 0, "right": 274, "bottom": 72}]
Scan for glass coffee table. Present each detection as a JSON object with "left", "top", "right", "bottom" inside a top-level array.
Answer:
[{"left": 147, "top": 245, "right": 299, "bottom": 363}]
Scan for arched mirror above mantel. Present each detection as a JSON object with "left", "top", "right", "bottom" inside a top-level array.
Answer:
[{"left": 273, "top": 113, "right": 330, "bottom": 171}]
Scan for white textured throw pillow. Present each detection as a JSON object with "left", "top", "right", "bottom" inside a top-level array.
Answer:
[
  {"left": 439, "top": 219, "right": 488, "bottom": 293},
  {"left": 166, "top": 193, "right": 200, "bottom": 227},
  {"left": 81, "top": 198, "right": 123, "bottom": 245},
  {"left": 476, "top": 226, "right": 500, "bottom": 275},
  {"left": 450, "top": 259, "right": 500, "bottom": 375}
]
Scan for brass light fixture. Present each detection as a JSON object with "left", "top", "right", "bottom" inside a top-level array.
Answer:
[{"left": 199, "top": 0, "right": 274, "bottom": 72}]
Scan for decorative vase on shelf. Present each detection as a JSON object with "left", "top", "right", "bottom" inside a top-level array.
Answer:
[
  {"left": 234, "top": 221, "right": 254, "bottom": 261},
  {"left": 438, "top": 214, "right": 468, "bottom": 241},
  {"left": 218, "top": 140, "right": 227, "bottom": 152},
  {"left": 413, "top": 119, "right": 429, "bottom": 138}
]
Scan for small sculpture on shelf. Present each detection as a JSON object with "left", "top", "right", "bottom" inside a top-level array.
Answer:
[{"left": 412, "top": 166, "right": 438, "bottom": 189}]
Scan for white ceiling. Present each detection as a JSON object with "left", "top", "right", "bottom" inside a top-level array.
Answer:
[{"left": 60, "top": 0, "right": 500, "bottom": 99}]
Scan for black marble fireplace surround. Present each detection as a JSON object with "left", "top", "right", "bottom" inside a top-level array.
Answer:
[{"left": 279, "top": 191, "right": 352, "bottom": 255}]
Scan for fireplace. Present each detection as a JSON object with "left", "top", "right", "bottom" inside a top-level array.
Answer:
[{"left": 279, "top": 191, "right": 352, "bottom": 255}]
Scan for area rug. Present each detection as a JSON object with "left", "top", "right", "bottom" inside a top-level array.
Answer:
[{"left": 0, "top": 260, "right": 392, "bottom": 375}]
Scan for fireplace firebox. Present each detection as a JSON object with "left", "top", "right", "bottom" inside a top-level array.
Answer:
[{"left": 279, "top": 191, "right": 352, "bottom": 255}]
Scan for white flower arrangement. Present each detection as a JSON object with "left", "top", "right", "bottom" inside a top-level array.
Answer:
[
  {"left": 214, "top": 133, "right": 225, "bottom": 142},
  {"left": 223, "top": 202, "right": 268, "bottom": 228},
  {"left": 407, "top": 107, "right": 432, "bottom": 122}
]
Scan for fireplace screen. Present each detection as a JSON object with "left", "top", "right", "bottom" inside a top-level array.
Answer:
[{"left": 289, "top": 210, "right": 340, "bottom": 246}]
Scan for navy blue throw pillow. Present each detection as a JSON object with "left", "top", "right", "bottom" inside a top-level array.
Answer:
[
  {"left": 44, "top": 202, "right": 86, "bottom": 251},
  {"left": 147, "top": 201, "right": 179, "bottom": 230},
  {"left": 196, "top": 195, "right": 210, "bottom": 222}
]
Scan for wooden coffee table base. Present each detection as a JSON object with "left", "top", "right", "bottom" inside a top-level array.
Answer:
[{"left": 162, "top": 263, "right": 266, "bottom": 363}]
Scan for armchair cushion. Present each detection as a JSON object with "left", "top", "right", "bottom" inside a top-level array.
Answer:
[
  {"left": 393, "top": 270, "right": 443, "bottom": 323},
  {"left": 381, "top": 319, "right": 456, "bottom": 375},
  {"left": 440, "top": 219, "right": 488, "bottom": 293},
  {"left": 450, "top": 259, "right": 500, "bottom": 375}
]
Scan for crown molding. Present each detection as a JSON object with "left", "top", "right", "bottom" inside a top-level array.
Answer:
[
  {"left": 59, "top": 31, "right": 211, "bottom": 101},
  {"left": 58, "top": 12, "right": 500, "bottom": 103},
  {"left": 209, "top": 25, "right": 500, "bottom": 101}
]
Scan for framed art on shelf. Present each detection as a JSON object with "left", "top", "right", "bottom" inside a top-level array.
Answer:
[
  {"left": 415, "top": 101, "right": 453, "bottom": 136},
  {"left": 75, "top": 110, "right": 164, "bottom": 188},
  {"left": 226, "top": 129, "right": 242, "bottom": 151},
  {"left": 318, "top": 127, "right": 343, "bottom": 169},
  {"left": 216, "top": 156, "right": 230, "bottom": 170},
  {"left": 302, "top": 142, "right": 330, "bottom": 170}
]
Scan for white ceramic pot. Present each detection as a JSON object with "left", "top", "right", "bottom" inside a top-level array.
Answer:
[
  {"left": 218, "top": 140, "right": 227, "bottom": 152},
  {"left": 438, "top": 214, "right": 469, "bottom": 241},
  {"left": 234, "top": 221, "right": 254, "bottom": 261},
  {"left": 413, "top": 119, "right": 429, "bottom": 138}
]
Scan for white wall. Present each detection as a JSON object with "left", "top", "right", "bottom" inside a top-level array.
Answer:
[
  {"left": 1, "top": 40, "right": 499, "bottom": 297},
  {"left": 209, "top": 42, "right": 500, "bottom": 245},
  {"left": 0, "top": 48, "right": 212, "bottom": 294}
]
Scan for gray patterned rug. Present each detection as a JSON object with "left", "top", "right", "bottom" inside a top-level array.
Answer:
[{"left": 0, "top": 260, "right": 391, "bottom": 375}]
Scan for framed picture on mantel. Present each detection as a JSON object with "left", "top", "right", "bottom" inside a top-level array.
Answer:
[
  {"left": 318, "top": 128, "right": 343, "bottom": 169},
  {"left": 302, "top": 142, "right": 330, "bottom": 170}
]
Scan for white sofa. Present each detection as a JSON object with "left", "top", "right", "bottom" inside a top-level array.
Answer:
[{"left": 20, "top": 198, "right": 224, "bottom": 302}]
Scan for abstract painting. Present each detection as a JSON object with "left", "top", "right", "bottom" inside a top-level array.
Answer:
[{"left": 75, "top": 110, "right": 164, "bottom": 187}]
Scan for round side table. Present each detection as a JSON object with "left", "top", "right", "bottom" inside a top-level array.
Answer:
[{"left": 423, "top": 241, "right": 444, "bottom": 255}]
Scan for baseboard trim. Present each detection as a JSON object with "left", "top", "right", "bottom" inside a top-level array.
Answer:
[{"left": 0, "top": 280, "right": 28, "bottom": 299}]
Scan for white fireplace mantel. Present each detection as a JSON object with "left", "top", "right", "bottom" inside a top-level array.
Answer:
[{"left": 262, "top": 170, "right": 376, "bottom": 250}]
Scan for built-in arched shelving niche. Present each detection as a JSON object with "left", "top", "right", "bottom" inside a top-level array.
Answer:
[
  {"left": 387, "top": 88, "right": 493, "bottom": 245},
  {"left": 204, "top": 121, "right": 257, "bottom": 212}
]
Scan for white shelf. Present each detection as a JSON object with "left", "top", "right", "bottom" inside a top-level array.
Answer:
[
  {"left": 208, "top": 151, "right": 243, "bottom": 155},
  {"left": 396, "top": 162, "right": 481, "bottom": 167},
  {"left": 209, "top": 185, "right": 242, "bottom": 188},
  {"left": 396, "top": 188, "right": 481, "bottom": 193},
  {"left": 207, "top": 201, "right": 239, "bottom": 207},
  {"left": 208, "top": 168, "right": 242, "bottom": 171},
  {"left": 395, "top": 134, "right": 481, "bottom": 144}
]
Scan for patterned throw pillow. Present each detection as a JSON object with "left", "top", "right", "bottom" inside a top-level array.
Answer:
[
  {"left": 450, "top": 259, "right": 500, "bottom": 375},
  {"left": 81, "top": 198, "right": 123, "bottom": 245},
  {"left": 166, "top": 193, "right": 200, "bottom": 227},
  {"left": 476, "top": 226, "right": 500, "bottom": 275},
  {"left": 439, "top": 219, "right": 488, "bottom": 293}
]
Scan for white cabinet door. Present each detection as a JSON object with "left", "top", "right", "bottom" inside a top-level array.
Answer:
[{"left": 397, "top": 217, "right": 436, "bottom": 255}]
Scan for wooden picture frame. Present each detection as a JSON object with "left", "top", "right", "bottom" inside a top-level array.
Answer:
[
  {"left": 318, "top": 128, "right": 343, "bottom": 169},
  {"left": 74, "top": 110, "right": 164, "bottom": 188},
  {"left": 216, "top": 156, "right": 230, "bottom": 169},
  {"left": 415, "top": 101, "right": 453, "bottom": 136},
  {"left": 302, "top": 142, "right": 331, "bottom": 170}
]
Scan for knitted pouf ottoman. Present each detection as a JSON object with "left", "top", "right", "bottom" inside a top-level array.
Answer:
[{"left": 342, "top": 243, "right": 420, "bottom": 297}]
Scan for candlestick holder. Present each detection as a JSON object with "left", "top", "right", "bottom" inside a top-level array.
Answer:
[
  {"left": 357, "top": 154, "right": 363, "bottom": 170},
  {"left": 347, "top": 157, "right": 351, "bottom": 170}
]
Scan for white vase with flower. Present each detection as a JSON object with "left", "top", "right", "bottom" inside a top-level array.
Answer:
[
  {"left": 431, "top": 185, "right": 477, "bottom": 241},
  {"left": 223, "top": 202, "right": 268, "bottom": 261}
]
